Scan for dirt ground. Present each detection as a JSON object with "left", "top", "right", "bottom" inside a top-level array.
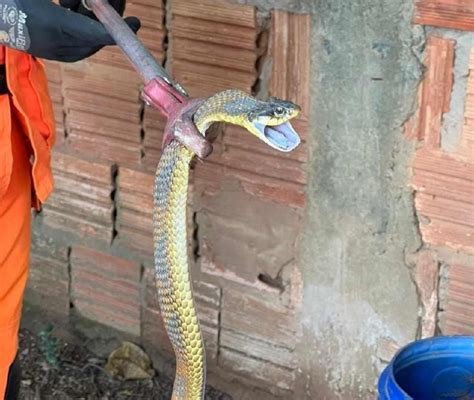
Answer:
[{"left": 18, "top": 328, "right": 231, "bottom": 400}]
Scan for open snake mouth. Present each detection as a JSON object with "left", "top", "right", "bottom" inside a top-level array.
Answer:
[{"left": 254, "top": 121, "right": 301, "bottom": 152}]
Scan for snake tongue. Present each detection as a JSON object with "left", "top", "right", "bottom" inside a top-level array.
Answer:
[{"left": 256, "top": 121, "right": 301, "bottom": 152}]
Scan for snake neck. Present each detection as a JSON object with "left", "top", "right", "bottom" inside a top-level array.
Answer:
[{"left": 193, "top": 89, "right": 258, "bottom": 133}]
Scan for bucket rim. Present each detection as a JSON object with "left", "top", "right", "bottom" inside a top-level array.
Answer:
[{"left": 378, "top": 335, "right": 474, "bottom": 399}]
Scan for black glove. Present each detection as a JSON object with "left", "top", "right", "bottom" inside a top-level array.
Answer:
[{"left": 0, "top": 0, "right": 141, "bottom": 62}]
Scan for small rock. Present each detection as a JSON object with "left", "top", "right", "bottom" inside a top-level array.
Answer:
[{"left": 105, "top": 342, "right": 155, "bottom": 381}]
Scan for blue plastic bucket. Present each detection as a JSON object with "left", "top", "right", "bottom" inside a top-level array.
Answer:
[{"left": 378, "top": 336, "right": 474, "bottom": 399}]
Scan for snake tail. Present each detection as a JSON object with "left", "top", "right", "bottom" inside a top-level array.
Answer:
[{"left": 153, "top": 140, "right": 205, "bottom": 400}]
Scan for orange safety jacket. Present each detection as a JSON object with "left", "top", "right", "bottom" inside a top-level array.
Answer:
[{"left": 0, "top": 46, "right": 56, "bottom": 207}]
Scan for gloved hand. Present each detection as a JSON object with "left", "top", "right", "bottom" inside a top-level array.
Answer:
[{"left": 0, "top": 0, "right": 141, "bottom": 62}]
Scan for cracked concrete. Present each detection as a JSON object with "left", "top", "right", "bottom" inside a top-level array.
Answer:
[{"left": 293, "top": 1, "right": 424, "bottom": 398}]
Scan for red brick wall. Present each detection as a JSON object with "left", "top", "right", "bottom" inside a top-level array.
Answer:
[
  {"left": 405, "top": 36, "right": 474, "bottom": 337},
  {"left": 27, "top": 0, "right": 310, "bottom": 396},
  {"left": 414, "top": 0, "right": 474, "bottom": 31}
]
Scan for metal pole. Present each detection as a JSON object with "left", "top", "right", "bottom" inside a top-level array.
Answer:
[{"left": 83, "top": 0, "right": 186, "bottom": 95}]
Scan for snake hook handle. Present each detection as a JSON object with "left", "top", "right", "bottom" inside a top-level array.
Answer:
[{"left": 81, "top": 0, "right": 212, "bottom": 158}]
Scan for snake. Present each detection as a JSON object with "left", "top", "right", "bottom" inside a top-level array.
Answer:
[{"left": 153, "top": 89, "right": 301, "bottom": 400}]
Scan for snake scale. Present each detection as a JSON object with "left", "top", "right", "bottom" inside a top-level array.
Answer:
[{"left": 153, "top": 90, "right": 301, "bottom": 400}]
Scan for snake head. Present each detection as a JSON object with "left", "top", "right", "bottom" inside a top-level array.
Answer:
[{"left": 247, "top": 97, "right": 301, "bottom": 152}]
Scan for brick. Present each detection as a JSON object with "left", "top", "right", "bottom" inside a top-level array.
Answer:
[
  {"left": 459, "top": 55, "right": 474, "bottom": 158},
  {"left": 117, "top": 226, "right": 154, "bottom": 256},
  {"left": 142, "top": 148, "right": 161, "bottom": 172},
  {"left": 195, "top": 162, "right": 306, "bottom": 208},
  {"left": 201, "top": 324, "right": 219, "bottom": 361},
  {"left": 465, "top": 94, "right": 474, "bottom": 120},
  {"left": 172, "top": 0, "right": 256, "bottom": 29},
  {"left": 119, "top": 210, "right": 153, "bottom": 237},
  {"left": 116, "top": 168, "right": 155, "bottom": 255},
  {"left": 408, "top": 36, "right": 455, "bottom": 146},
  {"left": 46, "top": 190, "right": 113, "bottom": 224},
  {"left": 143, "top": 107, "right": 166, "bottom": 170},
  {"left": 171, "top": 15, "right": 257, "bottom": 51},
  {"left": 52, "top": 151, "right": 113, "bottom": 185},
  {"left": 193, "top": 281, "right": 221, "bottom": 308},
  {"left": 30, "top": 229, "right": 69, "bottom": 261},
  {"left": 42, "top": 152, "right": 115, "bottom": 242},
  {"left": 447, "top": 264, "right": 474, "bottom": 304},
  {"left": 221, "top": 329, "right": 296, "bottom": 369},
  {"left": 40, "top": 207, "right": 114, "bottom": 243},
  {"left": 48, "top": 82, "right": 62, "bottom": 105},
  {"left": 270, "top": 11, "right": 311, "bottom": 121},
  {"left": 71, "top": 247, "right": 141, "bottom": 336},
  {"left": 412, "top": 149, "right": 474, "bottom": 253},
  {"left": 169, "top": 0, "right": 257, "bottom": 99},
  {"left": 420, "top": 218, "right": 473, "bottom": 253},
  {"left": 209, "top": 140, "right": 307, "bottom": 184},
  {"left": 416, "top": 192, "right": 474, "bottom": 227},
  {"left": 413, "top": 251, "right": 439, "bottom": 338},
  {"left": 195, "top": 301, "right": 219, "bottom": 329},
  {"left": 195, "top": 185, "right": 301, "bottom": 285},
  {"left": 413, "top": 149, "right": 474, "bottom": 181},
  {"left": 218, "top": 348, "right": 295, "bottom": 392},
  {"left": 67, "top": 131, "right": 142, "bottom": 166},
  {"left": 26, "top": 232, "right": 70, "bottom": 317},
  {"left": 441, "top": 263, "right": 474, "bottom": 335},
  {"left": 125, "top": 2, "right": 164, "bottom": 30},
  {"left": 138, "top": 27, "right": 166, "bottom": 56},
  {"left": 52, "top": 175, "right": 111, "bottom": 209},
  {"left": 221, "top": 288, "right": 296, "bottom": 350},
  {"left": 62, "top": 63, "right": 142, "bottom": 101},
  {"left": 43, "top": 60, "right": 62, "bottom": 84},
  {"left": 27, "top": 254, "right": 70, "bottom": 317},
  {"left": 414, "top": 0, "right": 474, "bottom": 31},
  {"left": 172, "top": 60, "right": 256, "bottom": 98},
  {"left": 64, "top": 90, "right": 142, "bottom": 124},
  {"left": 173, "top": 38, "right": 257, "bottom": 73},
  {"left": 118, "top": 167, "right": 155, "bottom": 199},
  {"left": 412, "top": 164, "right": 474, "bottom": 204}
]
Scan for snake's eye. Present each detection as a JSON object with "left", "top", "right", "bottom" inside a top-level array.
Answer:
[{"left": 274, "top": 106, "right": 285, "bottom": 117}]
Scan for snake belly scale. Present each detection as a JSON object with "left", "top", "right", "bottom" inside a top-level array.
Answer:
[{"left": 153, "top": 90, "right": 300, "bottom": 400}]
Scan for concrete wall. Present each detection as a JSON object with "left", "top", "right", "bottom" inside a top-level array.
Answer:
[{"left": 295, "top": 1, "right": 423, "bottom": 398}]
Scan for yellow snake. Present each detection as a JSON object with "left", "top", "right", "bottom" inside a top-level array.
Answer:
[{"left": 153, "top": 90, "right": 301, "bottom": 400}]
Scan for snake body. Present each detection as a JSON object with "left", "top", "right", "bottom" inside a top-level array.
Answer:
[{"left": 153, "top": 90, "right": 300, "bottom": 400}]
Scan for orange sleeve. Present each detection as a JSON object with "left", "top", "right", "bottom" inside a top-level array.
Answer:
[{"left": 0, "top": 95, "right": 32, "bottom": 398}]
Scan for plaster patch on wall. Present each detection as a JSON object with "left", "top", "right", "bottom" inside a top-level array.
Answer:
[{"left": 301, "top": 285, "right": 407, "bottom": 396}]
